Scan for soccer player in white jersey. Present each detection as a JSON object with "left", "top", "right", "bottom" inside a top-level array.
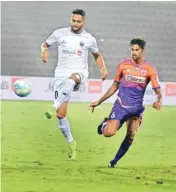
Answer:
[{"left": 40, "top": 9, "right": 108, "bottom": 160}]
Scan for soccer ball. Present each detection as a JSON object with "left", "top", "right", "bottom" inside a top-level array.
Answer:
[{"left": 13, "top": 79, "right": 32, "bottom": 97}]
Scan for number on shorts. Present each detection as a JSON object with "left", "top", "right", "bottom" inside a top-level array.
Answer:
[
  {"left": 55, "top": 91, "right": 58, "bottom": 99},
  {"left": 111, "top": 112, "right": 116, "bottom": 118}
]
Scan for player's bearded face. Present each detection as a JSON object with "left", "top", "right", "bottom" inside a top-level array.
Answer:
[
  {"left": 131, "top": 45, "right": 144, "bottom": 60},
  {"left": 70, "top": 14, "right": 85, "bottom": 33}
]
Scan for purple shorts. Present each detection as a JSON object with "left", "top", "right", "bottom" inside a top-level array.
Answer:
[{"left": 109, "top": 100, "right": 145, "bottom": 128}]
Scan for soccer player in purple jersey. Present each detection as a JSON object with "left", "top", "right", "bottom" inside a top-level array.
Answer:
[{"left": 89, "top": 38, "right": 162, "bottom": 168}]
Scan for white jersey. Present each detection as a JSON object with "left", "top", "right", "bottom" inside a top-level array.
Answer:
[{"left": 46, "top": 27, "right": 99, "bottom": 80}]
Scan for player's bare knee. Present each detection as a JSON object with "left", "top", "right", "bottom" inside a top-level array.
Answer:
[
  {"left": 103, "top": 120, "right": 119, "bottom": 137},
  {"left": 103, "top": 131, "right": 116, "bottom": 137},
  {"left": 103, "top": 128, "right": 116, "bottom": 137},
  {"left": 57, "top": 112, "right": 66, "bottom": 119},
  {"left": 69, "top": 73, "right": 81, "bottom": 84}
]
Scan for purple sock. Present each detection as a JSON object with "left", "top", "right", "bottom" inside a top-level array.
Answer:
[{"left": 111, "top": 136, "right": 133, "bottom": 164}]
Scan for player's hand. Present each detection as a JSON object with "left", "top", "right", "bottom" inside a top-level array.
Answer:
[
  {"left": 89, "top": 101, "right": 100, "bottom": 113},
  {"left": 152, "top": 101, "right": 162, "bottom": 111},
  {"left": 100, "top": 67, "right": 108, "bottom": 81},
  {"left": 41, "top": 49, "right": 48, "bottom": 63}
]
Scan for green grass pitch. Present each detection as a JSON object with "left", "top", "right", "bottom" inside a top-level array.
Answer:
[{"left": 1, "top": 100, "right": 176, "bottom": 192}]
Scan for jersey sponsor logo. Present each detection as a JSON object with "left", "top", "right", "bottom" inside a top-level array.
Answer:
[
  {"left": 62, "top": 49, "right": 77, "bottom": 55},
  {"left": 125, "top": 75, "right": 145, "bottom": 83},
  {"left": 77, "top": 50, "right": 82, "bottom": 56},
  {"left": 62, "top": 49, "right": 83, "bottom": 56},
  {"left": 140, "top": 69, "right": 147, "bottom": 76}
]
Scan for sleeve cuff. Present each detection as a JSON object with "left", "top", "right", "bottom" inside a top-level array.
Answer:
[
  {"left": 46, "top": 40, "right": 51, "bottom": 46},
  {"left": 152, "top": 86, "right": 160, "bottom": 90},
  {"left": 114, "top": 80, "right": 120, "bottom": 84}
]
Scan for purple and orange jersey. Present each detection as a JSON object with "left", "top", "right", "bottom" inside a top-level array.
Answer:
[{"left": 114, "top": 58, "right": 160, "bottom": 107}]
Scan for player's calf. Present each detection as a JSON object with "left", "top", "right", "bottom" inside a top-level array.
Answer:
[
  {"left": 126, "top": 129, "right": 137, "bottom": 139},
  {"left": 109, "top": 135, "right": 134, "bottom": 167},
  {"left": 126, "top": 118, "right": 140, "bottom": 139},
  {"left": 56, "top": 102, "right": 68, "bottom": 119},
  {"left": 107, "top": 118, "right": 139, "bottom": 167}
]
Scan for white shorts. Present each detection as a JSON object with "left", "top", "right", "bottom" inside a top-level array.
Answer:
[{"left": 52, "top": 72, "right": 87, "bottom": 101}]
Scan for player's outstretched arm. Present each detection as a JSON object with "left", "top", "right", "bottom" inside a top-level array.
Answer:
[
  {"left": 153, "top": 88, "right": 162, "bottom": 111},
  {"left": 89, "top": 81, "right": 119, "bottom": 112},
  {"left": 41, "top": 42, "right": 51, "bottom": 63},
  {"left": 92, "top": 52, "right": 108, "bottom": 81}
]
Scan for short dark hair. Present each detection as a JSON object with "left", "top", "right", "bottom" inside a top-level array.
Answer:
[
  {"left": 72, "top": 9, "right": 86, "bottom": 17},
  {"left": 130, "top": 37, "right": 146, "bottom": 49}
]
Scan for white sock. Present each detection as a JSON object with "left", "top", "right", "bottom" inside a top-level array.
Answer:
[
  {"left": 57, "top": 117, "right": 74, "bottom": 143},
  {"left": 53, "top": 79, "right": 76, "bottom": 110}
]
